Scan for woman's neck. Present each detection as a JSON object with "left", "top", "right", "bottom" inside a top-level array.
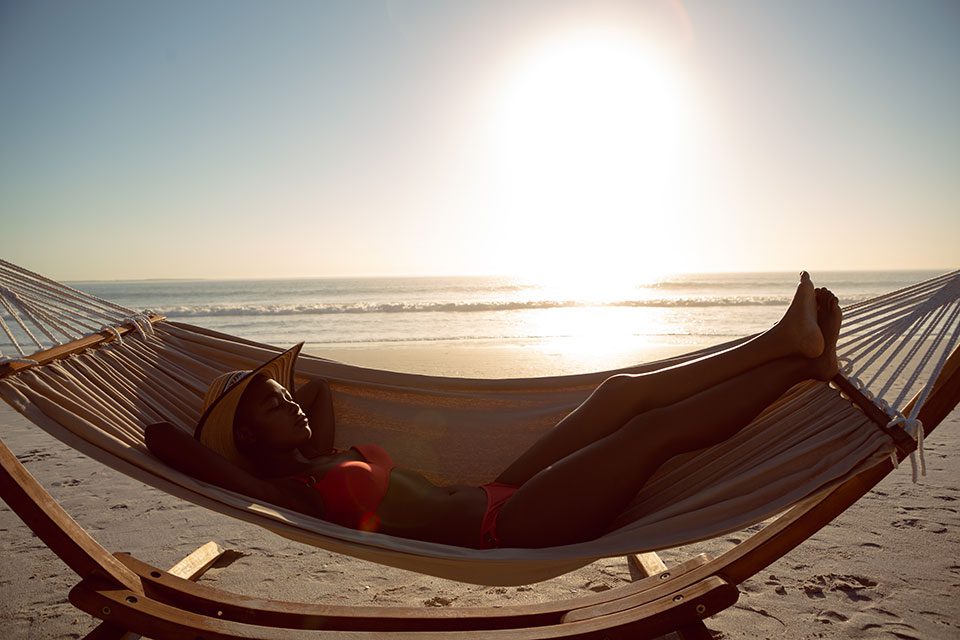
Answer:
[{"left": 250, "top": 448, "right": 311, "bottom": 478}]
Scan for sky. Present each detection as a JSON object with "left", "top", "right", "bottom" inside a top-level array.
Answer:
[{"left": 1, "top": 0, "right": 958, "bottom": 281}]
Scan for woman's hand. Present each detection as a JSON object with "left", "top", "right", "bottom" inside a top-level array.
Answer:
[{"left": 295, "top": 378, "right": 336, "bottom": 458}]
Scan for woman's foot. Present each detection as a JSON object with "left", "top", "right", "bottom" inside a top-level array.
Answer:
[
  {"left": 811, "top": 287, "right": 842, "bottom": 380},
  {"left": 773, "top": 271, "right": 825, "bottom": 358}
]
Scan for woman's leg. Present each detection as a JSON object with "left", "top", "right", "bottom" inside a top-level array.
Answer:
[
  {"left": 496, "top": 273, "right": 825, "bottom": 486},
  {"left": 496, "top": 359, "right": 811, "bottom": 546},
  {"left": 495, "top": 295, "right": 841, "bottom": 547}
]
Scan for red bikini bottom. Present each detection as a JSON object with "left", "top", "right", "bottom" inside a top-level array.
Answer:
[{"left": 478, "top": 482, "right": 519, "bottom": 549}]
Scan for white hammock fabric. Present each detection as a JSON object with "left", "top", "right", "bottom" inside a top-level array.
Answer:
[{"left": 1, "top": 259, "right": 958, "bottom": 586}]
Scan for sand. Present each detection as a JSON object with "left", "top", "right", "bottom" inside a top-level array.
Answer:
[{"left": 1, "top": 341, "right": 958, "bottom": 639}]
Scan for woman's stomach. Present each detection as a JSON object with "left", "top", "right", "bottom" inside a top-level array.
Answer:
[{"left": 375, "top": 469, "right": 487, "bottom": 547}]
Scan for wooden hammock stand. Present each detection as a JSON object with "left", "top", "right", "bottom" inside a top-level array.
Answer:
[{"left": 1, "top": 318, "right": 958, "bottom": 640}]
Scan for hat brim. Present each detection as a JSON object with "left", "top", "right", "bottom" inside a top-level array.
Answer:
[{"left": 194, "top": 342, "right": 304, "bottom": 466}]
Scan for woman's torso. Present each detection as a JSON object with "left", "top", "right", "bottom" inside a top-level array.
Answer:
[{"left": 295, "top": 447, "right": 488, "bottom": 547}]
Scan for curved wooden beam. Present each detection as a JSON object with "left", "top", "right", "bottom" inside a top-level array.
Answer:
[{"left": 561, "top": 344, "right": 960, "bottom": 620}]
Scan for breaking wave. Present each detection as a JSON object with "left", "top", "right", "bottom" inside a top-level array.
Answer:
[{"left": 149, "top": 294, "right": 872, "bottom": 317}]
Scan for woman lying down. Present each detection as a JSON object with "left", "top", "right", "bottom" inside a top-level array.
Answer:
[{"left": 148, "top": 272, "right": 841, "bottom": 550}]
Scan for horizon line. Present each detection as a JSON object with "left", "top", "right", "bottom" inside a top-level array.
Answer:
[{"left": 61, "top": 266, "right": 957, "bottom": 284}]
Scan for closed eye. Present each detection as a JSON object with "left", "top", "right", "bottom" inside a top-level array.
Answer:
[{"left": 267, "top": 389, "right": 293, "bottom": 410}]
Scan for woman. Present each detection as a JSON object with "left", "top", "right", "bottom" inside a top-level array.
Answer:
[{"left": 147, "top": 273, "right": 842, "bottom": 549}]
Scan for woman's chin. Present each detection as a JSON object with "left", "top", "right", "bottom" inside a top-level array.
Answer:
[{"left": 296, "top": 424, "right": 312, "bottom": 443}]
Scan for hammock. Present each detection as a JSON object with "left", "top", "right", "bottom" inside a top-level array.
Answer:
[{"left": 1, "top": 259, "right": 958, "bottom": 587}]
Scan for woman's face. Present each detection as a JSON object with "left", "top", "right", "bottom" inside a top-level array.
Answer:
[{"left": 235, "top": 376, "right": 311, "bottom": 451}]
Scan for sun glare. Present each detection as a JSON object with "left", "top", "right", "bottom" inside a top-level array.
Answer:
[{"left": 488, "top": 30, "right": 696, "bottom": 292}]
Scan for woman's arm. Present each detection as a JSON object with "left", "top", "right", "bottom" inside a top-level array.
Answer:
[
  {"left": 144, "top": 422, "right": 325, "bottom": 516},
  {"left": 294, "top": 378, "right": 336, "bottom": 458}
]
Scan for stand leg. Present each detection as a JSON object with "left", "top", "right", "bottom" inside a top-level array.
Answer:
[
  {"left": 82, "top": 541, "right": 227, "bottom": 640},
  {"left": 629, "top": 552, "right": 716, "bottom": 640}
]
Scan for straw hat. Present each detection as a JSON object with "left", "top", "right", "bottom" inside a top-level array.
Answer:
[{"left": 194, "top": 342, "right": 304, "bottom": 465}]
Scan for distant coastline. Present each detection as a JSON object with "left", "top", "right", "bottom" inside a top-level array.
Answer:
[{"left": 63, "top": 267, "right": 953, "bottom": 285}]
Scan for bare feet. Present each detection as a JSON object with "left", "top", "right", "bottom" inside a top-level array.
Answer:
[
  {"left": 774, "top": 271, "right": 825, "bottom": 358},
  {"left": 811, "top": 287, "right": 842, "bottom": 380}
]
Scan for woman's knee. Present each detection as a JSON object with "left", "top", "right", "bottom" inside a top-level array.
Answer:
[{"left": 598, "top": 373, "right": 646, "bottom": 407}]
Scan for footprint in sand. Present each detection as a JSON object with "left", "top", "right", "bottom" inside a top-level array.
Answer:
[
  {"left": 802, "top": 582, "right": 826, "bottom": 598},
  {"left": 891, "top": 517, "right": 949, "bottom": 533},
  {"left": 903, "top": 503, "right": 959, "bottom": 517},
  {"left": 886, "top": 626, "right": 921, "bottom": 640},
  {"left": 802, "top": 574, "right": 877, "bottom": 602},
  {"left": 830, "top": 575, "right": 878, "bottom": 602},
  {"left": 763, "top": 574, "right": 789, "bottom": 595},
  {"left": 17, "top": 449, "right": 54, "bottom": 463},
  {"left": 891, "top": 517, "right": 920, "bottom": 528},
  {"left": 816, "top": 609, "right": 849, "bottom": 623},
  {"left": 860, "top": 623, "right": 921, "bottom": 640},
  {"left": 51, "top": 478, "right": 83, "bottom": 487}
]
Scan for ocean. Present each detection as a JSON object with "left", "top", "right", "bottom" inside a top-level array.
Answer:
[{"left": 45, "top": 270, "right": 939, "bottom": 373}]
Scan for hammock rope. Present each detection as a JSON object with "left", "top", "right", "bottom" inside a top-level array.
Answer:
[
  {"left": 0, "top": 259, "right": 134, "bottom": 354},
  {"left": 832, "top": 274, "right": 960, "bottom": 478},
  {"left": 1, "top": 264, "right": 958, "bottom": 585}
]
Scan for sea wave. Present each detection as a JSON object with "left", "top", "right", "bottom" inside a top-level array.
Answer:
[
  {"left": 146, "top": 294, "right": 873, "bottom": 317},
  {"left": 295, "top": 331, "right": 749, "bottom": 345}
]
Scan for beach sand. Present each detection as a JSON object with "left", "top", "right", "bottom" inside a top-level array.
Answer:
[{"left": 1, "top": 341, "right": 958, "bottom": 639}]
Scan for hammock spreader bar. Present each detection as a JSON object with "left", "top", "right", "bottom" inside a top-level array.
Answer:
[{"left": 0, "top": 314, "right": 166, "bottom": 378}]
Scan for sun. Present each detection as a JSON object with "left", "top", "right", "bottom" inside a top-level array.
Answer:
[{"left": 487, "top": 29, "right": 696, "bottom": 290}]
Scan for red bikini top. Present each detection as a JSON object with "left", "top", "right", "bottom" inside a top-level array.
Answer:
[{"left": 293, "top": 444, "right": 394, "bottom": 532}]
